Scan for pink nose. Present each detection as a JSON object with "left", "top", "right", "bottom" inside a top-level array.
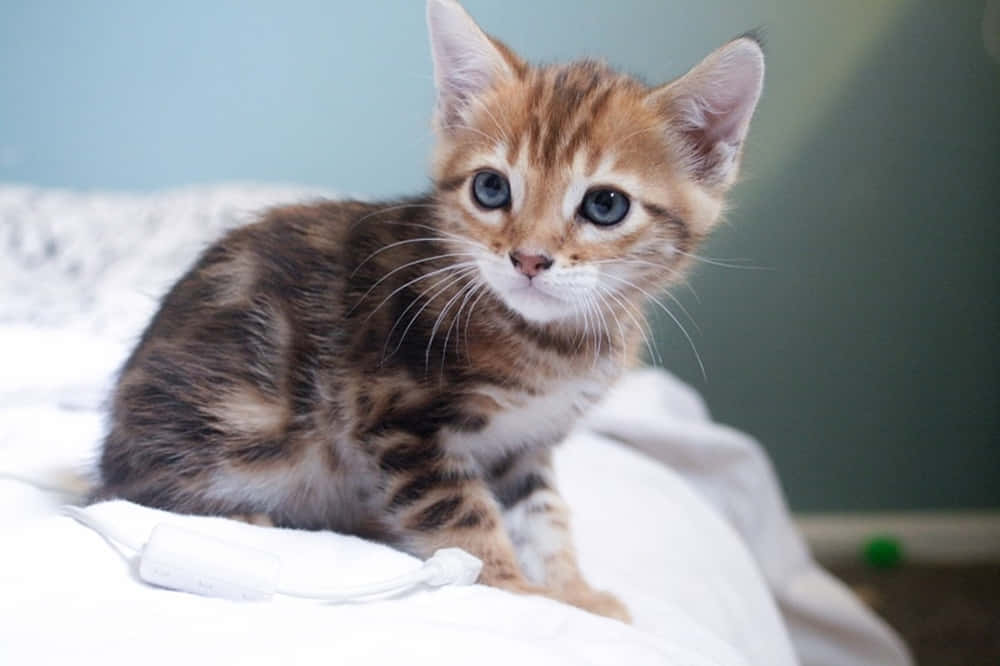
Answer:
[{"left": 509, "top": 251, "right": 554, "bottom": 278}]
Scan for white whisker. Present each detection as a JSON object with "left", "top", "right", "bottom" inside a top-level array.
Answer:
[
  {"left": 350, "top": 253, "right": 479, "bottom": 316},
  {"left": 596, "top": 284, "right": 661, "bottom": 365},
  {"left": 601, "top": 273, "right": 705, "bottom": 379},
  {"left": 350, "top": 236, "right": 485, "bottom": 278},
  {"left": 578, "top": 292, "right": 593, "bottom": 356},
  {"left": 592, "top": 257, "right": 700, "bottom": 301},
  {"left": 364, "top": 261, "right": 478, "bottom": 324},
  {"left": 592, "top": 287, "right": 629, "bottom": 365},
  {"left": 386, "top": 267, "right": 478, "bottom": 363},
  {"left": 585, "top": 293, "right": 601, "bottom": 366},
  {"left": 425, "top": 274, "right": 478, "bottom": 373},
  {"left": 605, "top": 125, "right": 662, "bottom": 155},
  {"left": 672, "top": 249, "right": 771, "bottom": 271},
  {"left": 468, "top": 95, "right": 510, "bottom": 145},
  {"left": 368, "top": 219, "right": 488, "bottom": 248},
  {"left": 584, "top": 292, "right": 605, "bottom": 367},
  {"left": 348, "top": 203, "right": 442, "bottom": 231},
  {"left": 438, "top": 123, "right": 495, "bottom": 143},
  {"left": 463, "top": 285, "right": 491, "bottom": 362},
  {"left": 440, "top": 279, "right": 482, "bottom": 374}
]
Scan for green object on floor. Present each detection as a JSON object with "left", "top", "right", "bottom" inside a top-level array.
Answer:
[{"left": 862, "top": 535, "right": 903, "bottom": 569}]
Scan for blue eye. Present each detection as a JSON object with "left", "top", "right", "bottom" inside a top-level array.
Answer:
[
  {"left": 472, "top": 171, "right": 511, "bottom": 209},
  {"left": 579, "top": 188, "right": 630, "bottom": 226}
]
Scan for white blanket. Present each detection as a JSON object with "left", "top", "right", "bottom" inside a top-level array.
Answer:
[{"left": 0, "top": 185, "right": 910, "bottom": 665}]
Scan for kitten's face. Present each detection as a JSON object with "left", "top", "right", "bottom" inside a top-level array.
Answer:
[
  {"left": 432, "top": 64, "right": 712, "bottom": 324},
  {"left": 426, "top": 0, "right": 763, "bottom": 325}
]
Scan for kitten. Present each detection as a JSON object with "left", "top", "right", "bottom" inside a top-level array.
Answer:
[{"left": 97, "top": 0, "right": 764, "bottom": 622}]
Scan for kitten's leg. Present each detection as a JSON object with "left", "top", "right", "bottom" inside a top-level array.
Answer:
[
  {"left": 378, "top": 444, "right": 543, "bottom": 595},
  {"left": 493, "top": 449, "right": 631, "bottom": 623},
  {"left": 391, "top": 481, "right": 543, "bottom": 593}
]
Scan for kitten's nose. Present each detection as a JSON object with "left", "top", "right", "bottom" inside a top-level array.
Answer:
[{"left": 509, "top": 251, "right": 554, "bottom": 278}]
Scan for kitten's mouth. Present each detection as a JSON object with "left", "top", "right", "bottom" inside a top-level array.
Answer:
[
  {"left": 496, "top": 280, "right": 577, "bottom": 323},
  {"left": 511, "top": 282, "right": 563, "bottom": 303},
  {"left": 476, "top": 259, "right": 576, "bottom": 323}
]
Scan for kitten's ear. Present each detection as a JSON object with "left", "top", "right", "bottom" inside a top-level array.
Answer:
[
  {"left": 426, "top": 0, "right": 518, "bottom": 129},
  {"left": 648, "top": 36, "right": 765, "bottom": 187}
]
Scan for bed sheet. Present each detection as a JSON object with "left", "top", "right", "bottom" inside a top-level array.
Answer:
[
  {"left": 0, "top": 184, "right": 911, "bottom": 665},
  {"left": 0, "top": 324, "right": 797, "bottom": 666}
]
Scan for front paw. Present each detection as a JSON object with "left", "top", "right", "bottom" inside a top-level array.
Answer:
[{"left": 561, "top": 585, "right": 632, "bottom": 624}]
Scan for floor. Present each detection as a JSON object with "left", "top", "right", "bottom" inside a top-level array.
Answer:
[{"left": 831, "top": 563, "right": 1000, "bottom": 666}]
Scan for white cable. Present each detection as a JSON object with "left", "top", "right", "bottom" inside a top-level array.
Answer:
[
  {"left": 276, "top": 548, "right": 483, "bottom": 601},
  {"left": 4, "top": 472, "right": 483, "bottom": 603},
  {"left": 61, "top": 505, "right": 146, "bottom": 552},
  {"left": 278, "top": 567, "right": 433, "bottom": 601}
]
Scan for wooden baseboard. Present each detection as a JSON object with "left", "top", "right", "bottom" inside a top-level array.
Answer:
[{"left": 795, "top": 511, "right": 1000, "bottom": 564}]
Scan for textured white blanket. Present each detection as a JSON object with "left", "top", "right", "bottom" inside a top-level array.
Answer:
[{"left": 0, "top": 185, "right": 910, "bottom": 665}]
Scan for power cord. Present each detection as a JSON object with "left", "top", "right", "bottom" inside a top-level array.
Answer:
[{"left": 5, "top": 472, "right": 483, "bottom": 602}]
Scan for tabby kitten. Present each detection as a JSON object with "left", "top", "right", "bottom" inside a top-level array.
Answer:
[{"left": 97, "top": 0, "right": 764, "bottom": 622}]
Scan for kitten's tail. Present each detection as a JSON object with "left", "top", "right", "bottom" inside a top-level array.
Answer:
[{"left": 0, "top": 466, "right": 94, "bottom": 502}]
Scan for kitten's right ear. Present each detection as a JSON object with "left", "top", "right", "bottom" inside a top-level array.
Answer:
[
  {"left": 648, "top": 36, "right": 765, "bottom": 188},
  {"left": 426, "top": 0, "right": 517, "bottom": 130}
]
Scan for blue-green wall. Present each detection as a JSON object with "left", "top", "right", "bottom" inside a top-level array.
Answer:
[{"left": 2, "top": 1, "right": 997, "bottom": 511}]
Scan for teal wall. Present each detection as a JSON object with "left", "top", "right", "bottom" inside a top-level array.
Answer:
[{"left": 2, "top": 1, "right": 997, "bottom": 511}]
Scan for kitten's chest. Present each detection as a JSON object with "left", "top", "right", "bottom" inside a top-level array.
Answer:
[{"left": 445, "top": 361, "right": 618, "bottom": 467}]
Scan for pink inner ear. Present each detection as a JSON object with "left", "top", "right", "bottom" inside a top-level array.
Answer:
[
  {"left": 426, "top": 0, "right": 509, "bottom": 125},
  {"left": 668, "top": 38, "right": 765, "bottom": 183},
  {"left": 707, "top": 52, "right": 764, "bottom": 144},
  {"left": 691, "top": 45, "right": 765, "bottom": 147}
]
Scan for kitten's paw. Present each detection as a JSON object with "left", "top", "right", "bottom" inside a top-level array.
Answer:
[
  {"left": 562, "top": 587, "right": 632, "bottom": 624},
  {"left": 486, "top": 575, "right": 631, "bottom": 622}
]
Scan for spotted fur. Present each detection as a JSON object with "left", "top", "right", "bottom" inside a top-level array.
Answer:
[{"left": 97, "top": 0, "right": 765, "bottom": 623}]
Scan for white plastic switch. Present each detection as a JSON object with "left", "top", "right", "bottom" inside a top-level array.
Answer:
[{"left": 138, "top": 523, "right": 281, "bottom": 601}]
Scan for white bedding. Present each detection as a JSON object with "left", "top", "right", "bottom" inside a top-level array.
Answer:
[{"left": 0, "top": 185, "right": 910, "bottom": 665}]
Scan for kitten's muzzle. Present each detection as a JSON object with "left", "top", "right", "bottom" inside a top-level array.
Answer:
[{"left": 509, "top": 251, "right": 554, "bottom": 278}]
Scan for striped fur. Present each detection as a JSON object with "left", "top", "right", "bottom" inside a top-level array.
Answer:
[{"left": 97, "top": 0, "right": 764, "bottom": 623}]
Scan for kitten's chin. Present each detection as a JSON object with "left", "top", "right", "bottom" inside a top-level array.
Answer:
[
  {"left": 476, "top": 259, "right": 578, "bottom": 324},
  {"left": 493, "top": 284, "right": 577, "bottom": 324}
]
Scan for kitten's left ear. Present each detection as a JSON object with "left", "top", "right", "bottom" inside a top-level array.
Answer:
[
  {"left": 426, "top": 0, "right": 519, "bottom": 130},
  {"left": 648, "top": 36, "right": 765, "bottom": 188}
]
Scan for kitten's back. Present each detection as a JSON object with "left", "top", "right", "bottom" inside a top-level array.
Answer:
[{"left": 99, "top": 199, "right": 396, "bottom": 530}]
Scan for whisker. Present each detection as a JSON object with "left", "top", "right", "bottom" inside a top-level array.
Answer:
[
  {"left": 591, "top": 257, "right": 700, "bottom": 301},
  {"left": 463, "top": 285, "right": 492, "bottom": 362},
  {"left": 568, "top": 297, "right": 583, "bottom": 350},
  {"left": 348, "top": 203, "right": 442, "bottom": 231},
  {"left": 468, "top": 95, "right": 510, "bottom": 145},
  {"left": 387, "top": 268, "right": 478, "bottom": 363},
  {"left": 350, "top": 236, "right": 484, "bottom": 278},
  {"left": 586, "top": 293, "right": 603, "bottom": 366},
  {"left": 441, "top": 279, "right": 482, "bottom": 375},
  {"left": 380, "top": 266, "right": 477, "bottom": 364},
  {"left": 605, "top": 125, "right": 663, "bottom": 155},
  {"left": 672, "top": 249, "right": 772, "bottom": 271},
  {"left": 438, "top": 123, "right": 496, "bottom": 143},
  {"left": 584, "top": 292, "right": 605, "bottom": 367},
  {"left": 596, "top": 284, "right": 661, "bottom": 365},
  {"left": 587, "top": 294, "right": 611, "bottom": 367},
  {"left": 601, "top": 273, "right": 705, "bottom": 380},
  {"left": 595, "top": 260, "right": 700, "bottom": 332},
  {"left": 662, "top": 289, "right": 700, "bottom": 334},
  {"left": 349, "top": 253, "right": 480, "bottom": 316},
  {"left": 363, "top": 261, "right": 478, "bottom": 323},
  {"left": 577, "top": 292, "right": 592, "bottom": 355},
  {"left": 425, "top": 274, "right": 478, "bottom": 372},
  {"left": 592, "top": 287, "right": 629, "bottom": 366},
  {"left": 366, "top": 219, "right": 485, "bottom": 247}
]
